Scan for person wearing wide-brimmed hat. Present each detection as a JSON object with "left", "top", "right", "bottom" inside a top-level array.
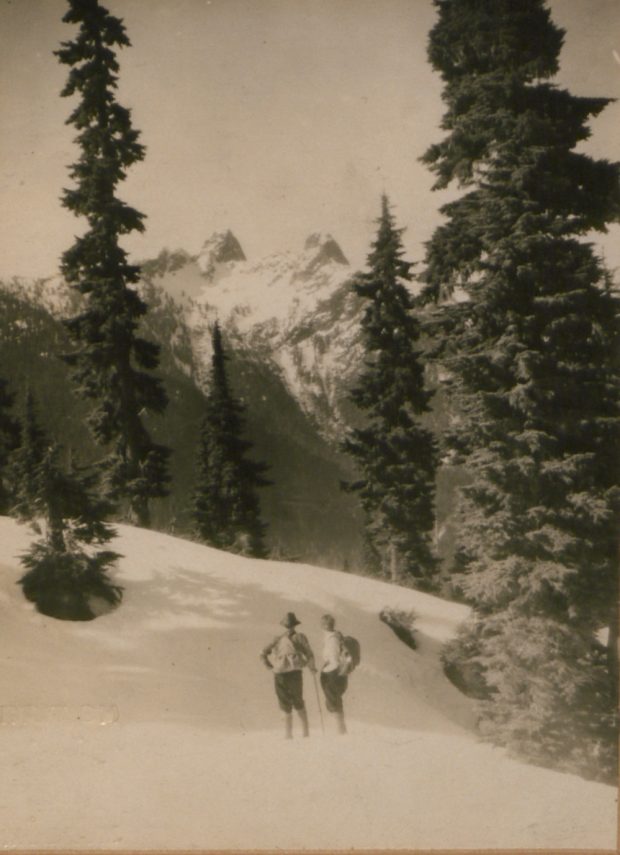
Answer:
[{"left": 261, "top": 612, "right": 316, "bottom": 738}]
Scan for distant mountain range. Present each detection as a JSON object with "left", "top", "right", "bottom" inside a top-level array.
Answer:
[
  {"left": 141, "top": 230, "right": 366, "bottom": 442},
  {"left": 0, "top": 231, "right": 461, "bottom": 571},
  {"left": 0, "top": 233, "right": 368, "bottom": 568}
]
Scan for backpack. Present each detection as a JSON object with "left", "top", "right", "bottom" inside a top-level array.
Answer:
[
  {"left": 337, "top": 633, "right": 361, "bottom": 676},
  {"left": 271, "top": 632, "right": 309, "bottom": 672}
]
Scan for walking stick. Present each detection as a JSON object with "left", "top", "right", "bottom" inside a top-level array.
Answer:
[{"left": 312, "top": 671, "right": 325, "bottom": 734}]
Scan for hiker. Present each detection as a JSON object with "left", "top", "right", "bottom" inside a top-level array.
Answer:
[
  {"left": 319, "top": 613, "right": 348, "bottom": 735},
  {"left": 261, "top": 612, "right": 316, "bottom": 739}
]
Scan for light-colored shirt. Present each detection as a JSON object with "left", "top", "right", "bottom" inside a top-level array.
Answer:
[
  {"left": 261, "top": 630, "right": 316, "bottom": 673},
  {"left": 322, "top": 630, "right": 341, "bottom": 673}
]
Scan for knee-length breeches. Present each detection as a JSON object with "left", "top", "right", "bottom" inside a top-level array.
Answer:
[
  {"left": 274, "top": 670, "right": 305, "bottom": 712},
  {"left": 320, "top": 670, "right": 348, "bottom": 713}
]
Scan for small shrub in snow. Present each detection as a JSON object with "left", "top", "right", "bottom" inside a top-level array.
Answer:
[
  {"left": 379, "top": 607, "right": 417, "bottom": 650},
  {"left": 19, "top": 545, "right": 122, "bottom": 621}
]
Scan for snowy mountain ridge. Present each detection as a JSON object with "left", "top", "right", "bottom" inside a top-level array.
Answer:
[
  {"left": 0, "top": 273, "right": 79, "bottom": 319},
  {"left": 0, "top": 230, "right": 464, "bottom": 563},
  {"left": 0, "top": 240, "right": 368, "bottom": 562},
  {"left": 0, "top": 230, "right": 366, "bottom": 442},
  {"left": 142, "top": 230, "right": 366, "bottom": 439}
]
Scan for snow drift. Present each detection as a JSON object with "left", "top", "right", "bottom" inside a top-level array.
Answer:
[{"left": 0, "top": 517, "right": 616, "bottom": 850}]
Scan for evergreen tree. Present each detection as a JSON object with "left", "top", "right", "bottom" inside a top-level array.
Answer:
[
  {"left": 10, "top": 392, "right": 48, "bottom": 522},
  {"left": 422, "top": 0, "right": 620, "bottom": 781},
  {"left": 0, "top": 377, "right": 20, "bottom": 514},
  {"left": 360, "top": 525, "right": 382, "bottom": 576},
  {"left": 11, "top": 392, "right": 122, "bottom": 621},
  {"left": 344, "top": 196, "right": 438, "bottom": 587},
  {"left": 192, "top": 323, "right": 270, "bottom": 557},
  {"left": 56, "top": 0, "right": 170, "bottom": 527}
]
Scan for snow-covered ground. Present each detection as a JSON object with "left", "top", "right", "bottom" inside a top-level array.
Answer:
[{"left": 0, "top": 517, "right": 616, "bottom": 850}]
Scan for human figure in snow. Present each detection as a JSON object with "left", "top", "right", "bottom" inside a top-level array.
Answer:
[
  {"left": 261, "top": 612, "right": 316, "bottom": 739},
  {"left": 319, "top": 613, "right": 348, "bottom": 734}
]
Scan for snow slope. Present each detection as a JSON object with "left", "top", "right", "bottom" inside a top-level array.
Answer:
[{"left": 0, "top": 517, "right": 616, "bottom": 851}]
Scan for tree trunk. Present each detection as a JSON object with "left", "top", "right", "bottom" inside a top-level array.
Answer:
[
  {"left": 129, "top": 494, "right": 150, "bottom": 529},
  {"left": 47, "top": 503, "right": 66, "bottom": 552},
  {"left": 126, "top": 422, "right": 151, "bottom": 529},
  {"left": 607, "top": 580, "right": 619, "bottom": 700},
  {"left": 389, "top": 541, "right": 399, "bottom": 584}
]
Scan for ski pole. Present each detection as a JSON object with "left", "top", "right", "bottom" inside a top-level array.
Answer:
[{"left": 312, "top": 671, "right": 325, "bottom": 734}]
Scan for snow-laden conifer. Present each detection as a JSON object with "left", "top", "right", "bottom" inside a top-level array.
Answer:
[
  {"left": 11, "top": 392, "right": 122, "bottom": 621},
  {"left": 344, "top": 196, "right": 438, "bottom": 587},
  {"left": 56, "top": 0, "right": 170, "bottom": 527},
  {"left": 422, "top": 0, "right": 620, "bottom": 781}
]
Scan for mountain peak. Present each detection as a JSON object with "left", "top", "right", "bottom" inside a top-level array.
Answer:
[
  {"left": 197, "top": 230, "right": 246, "bottom": 278},
  {"left": 303, "top": 232, "right": 349, "bottom": 266},
  {"left": 141, "top": 247, "right": 194, "bottom": 279}
]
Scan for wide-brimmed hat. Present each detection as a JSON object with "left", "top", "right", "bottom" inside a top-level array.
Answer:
[{"left": 280, "top": 612, "right": 301, "bottom": 628}]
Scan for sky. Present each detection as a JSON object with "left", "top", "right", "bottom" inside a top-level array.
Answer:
[{"left": 1, "top": 0, "right": 620, "bottom": 279}]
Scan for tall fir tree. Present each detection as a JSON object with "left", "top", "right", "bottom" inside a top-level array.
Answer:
[
  {"left": 192, "top": 323, "right": 270, "bottom": 558},
  {"left": 422, "top": 0, "right": 620, "bottom": 781},
  {"left": 56, "top": 0, "right": 170, "bottom": 527},
  {"left": 344, "top": 196, "right": 438, "bottom": 587},
  {"left": 0, "top": 377, "right": 20, "bottom": 514},
  {"left": 11, "top": 392, "right": 122, "bottom": 621}
]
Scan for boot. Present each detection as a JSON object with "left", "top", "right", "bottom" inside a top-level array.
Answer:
[
  {"left": 284, "top": 712, "right": 293, "bottom": 739},
  {"left": 296, "top": 706, "right": 309, "bottom": 737},
  {"left": 335, "top": 710, "right": 347, "bottom": 735}
]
